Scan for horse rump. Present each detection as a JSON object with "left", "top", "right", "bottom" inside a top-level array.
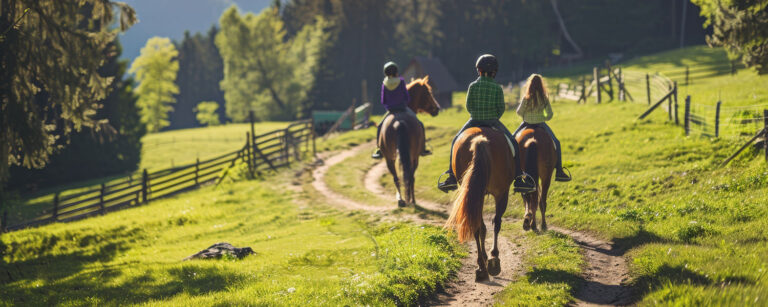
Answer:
[{"left": 446, "top": 135, "right": 491, "bottom": 242}]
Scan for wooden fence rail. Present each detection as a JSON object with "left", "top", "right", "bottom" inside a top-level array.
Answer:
[{"left": 3, "top": 120, "right": 316, "bottom": 232}]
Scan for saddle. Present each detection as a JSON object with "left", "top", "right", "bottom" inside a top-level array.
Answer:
[
  {"left": 465, "top": 121, "right": 517, "bottom": 157},
  {"left": 515, "top": 123, "right": 557, "bottom": 151}
]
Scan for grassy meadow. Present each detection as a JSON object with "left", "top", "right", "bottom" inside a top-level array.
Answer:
[
  {"left": 0, "top": 159, "right": 463, "bottom": 306},
  {"left": 323, "top": 46, "right": 768, "bottom": 305},
  {"left": 3, "top": 46, "right": 768, "bottom": 306}
]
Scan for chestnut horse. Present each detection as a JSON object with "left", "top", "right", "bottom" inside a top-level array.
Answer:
[
  {"left": 378, "top": 76, "right": 440, "bottom": 207},
  {"left": 516, "top": 126, "right": 556, "bottom": 231},
  {"left": 445, "top": 127, "right": 514, "bottom": 282}
]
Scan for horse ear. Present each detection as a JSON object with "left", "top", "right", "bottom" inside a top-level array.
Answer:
[
  {"left": 410, "top": 77, "right": 415, "bottom": 82},
  {"left": 423, "top": 75, "right": 430, "bottom": 83}
]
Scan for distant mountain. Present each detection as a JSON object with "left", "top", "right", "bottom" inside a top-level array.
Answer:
[{"left": 118, "top": 0, "right": 271, "bottom": 61}]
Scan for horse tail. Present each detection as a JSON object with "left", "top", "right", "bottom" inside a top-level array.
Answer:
[
  {"left": 395, "top": 120, "right": 413, "bottom": 190},
  {"left": 446, "top": 135, "right": 490, "bottom": 242}
]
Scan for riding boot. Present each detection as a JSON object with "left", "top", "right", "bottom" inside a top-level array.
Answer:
[
  {"left": 372, "top": 119, "right": 384, "bottom": 159},
  {"left": 554, "top": 149, "right": 571, "bottom": 182},
  {"left": 438, "top": 170, "right": 458, "bottom": 192},
  {"left": 512, "top": 157, "right": 536, "bottom": 193}
]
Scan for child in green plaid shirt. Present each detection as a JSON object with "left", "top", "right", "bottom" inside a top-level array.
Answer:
[{"left": 437, "top": 54, "right": 535, "bottom": 193}]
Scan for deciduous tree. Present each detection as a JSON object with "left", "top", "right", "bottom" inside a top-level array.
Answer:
[{"left": 129, "top": 37, "right": 180, "bottom": 132}]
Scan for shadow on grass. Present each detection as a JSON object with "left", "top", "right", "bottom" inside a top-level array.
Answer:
[
  {"left": 1, "top": 259, "right": 248, "bottom": 306},
  {"left": 612, "top": 227, "right": 673, "bottom": 256},
  {"left": 527, "top": 263, "right": 753, "bottom": 306}
]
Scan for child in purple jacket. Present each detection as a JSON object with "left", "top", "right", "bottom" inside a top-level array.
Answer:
[{"left": 372, "top": 62, "right": 430, "bottom": 159}]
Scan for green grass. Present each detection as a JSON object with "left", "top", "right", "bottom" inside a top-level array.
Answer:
[
  {"left": 323, "top": 46, "right": 768, "bottom": 305},
  {"left": 0, "top": 167, "right": 463, "bottom": 306}
]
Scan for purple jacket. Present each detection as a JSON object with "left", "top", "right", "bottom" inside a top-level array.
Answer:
[{"left": 380, "top": 77, "right": 410, "bottom": 111}]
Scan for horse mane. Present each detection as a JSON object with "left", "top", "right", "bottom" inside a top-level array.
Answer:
[{"left": 407, "top": 76, "right": 433, "bottom": 93}]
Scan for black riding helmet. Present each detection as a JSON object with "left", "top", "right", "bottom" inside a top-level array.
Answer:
[
  {"left": 383, "top": 61, "right": 398, "bottom": 76},
  {"left": 475, "top": 54, "right": 498, "bottom": 76}
]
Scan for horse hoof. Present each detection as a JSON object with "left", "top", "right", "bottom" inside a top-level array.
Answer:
[
  {"left": 475, "top": 269, "right": 490, "bottom": 282},
  {"left": 487, "top": 258, "right": 501, "bottom": 276},
  {"left": 541, "top": 223, "right": 548, "bottom": 231},
  {"left": 522, "top": 219, "right": 531, "bottom": 231},
  {"left": 397, "top": 200, "right": 407, "bottom": 207}
]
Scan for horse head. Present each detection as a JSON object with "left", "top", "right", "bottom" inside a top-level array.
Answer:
[{"left": 407, "top": 76, "right": 441, "bottom": 116}]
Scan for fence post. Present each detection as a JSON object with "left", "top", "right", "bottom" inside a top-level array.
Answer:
[
  {"left": 667, "top": 84, "right": 673, "bottom": 121},
  {"left": 52, "top": 193, "right": 60, "bottom": 221},
  {"left": 646, "top": 73, "right": 651, "bottom": 105},
  {"left": 685, "top": 66, "right": 689, "bottom": 86},
  {"left": 606, "top": 65, "right": 614, "bottom": 101},
  {"left": 715, "top": 101, "right": 722, "bottom": 137},
  {"left": 311, "top": 119, "right": 317, "bottom": 157},
  {"left": 684, "top": 96, "right": 691, "bottom": 136},
  {"left": 141, "top": 169, "right": 148, "bottom": 203},
  {"left": 618, "top": 67, "right": 624, "bottom": 101},
  {"left": 594, "top": 67, "right": 601, "bottom": 103},
  {"left": 764, "top": 110, "right": 768, "bottom": 162},
  {"left": 99, "top": 183, "right": 106, "bottom": 215},
  {"left": 284, "top": 128, "right": 291, "bottom": 166},
  {"left": 673, "top": 82, "right": 679, "bottom": 125},
  {"left": 195, "top": 158, "right": 200, "bottom": 186},
  {"left": 246, "top": 132, "right": 253, "bottom": 175}
]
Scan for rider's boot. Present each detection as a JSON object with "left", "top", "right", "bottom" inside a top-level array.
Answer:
[
  {"left": 421, "top": 145, "right": 432, "bottom": 156},
  {"left": 513, "top": 173, "right": 536, "bottom": 193},
  {"left": 555, "top": 167, "right": 571, "bottom": 182},
  {"left": 437, "top": 170, "right": 458, "bottom": 192},
  {"left": 371, "top": 148, "right": 383, "bottom": 159}
]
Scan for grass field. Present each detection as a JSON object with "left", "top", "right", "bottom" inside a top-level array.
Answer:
[
  {"left": 323, "top": 46, "right": 768, "bottom": 305},
  {"left": 0, "top": 163, "right": 463, "bottom": 306},
  {"left": 4, "top": 46, "right": 768, "bottom": 306}
]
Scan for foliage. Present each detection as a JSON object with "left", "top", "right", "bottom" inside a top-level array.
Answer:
[
  {"left": 692, "top": 0, "right": 768, "bottom": 74},
  {"left": 0, "top": 0, "right": 136, "bottom": 189},
  {"left": 216, "top": 6, "right": 330, "bottom": 122},
  {"left": 195, "top": 101, "right": 221, "bottom": 126},
  {"left": 171, "top": 27, "right": 226, "bottom": 130},
  {"left": 129, "top": 37, "right": 180, "bottom": 133},
  {"left": 8, "top": 41, "right": 145, "bottom": 191}
]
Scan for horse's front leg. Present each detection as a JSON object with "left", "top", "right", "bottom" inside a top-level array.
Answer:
[
  {"left": 385, "top": 159, "right": 405, "bottom": 207},
  {"left": 488, "top": 192, "right": 508, "bottom": 276}
]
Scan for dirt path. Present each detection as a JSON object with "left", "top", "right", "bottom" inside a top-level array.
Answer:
[
  {"left": 310, "top": 142, "right": 632, "bottom": 306},
  {"left": 548, "top": 227, "right": 633, "bottom": 306},
  {"left": 310, "top": 142, "right": 524, "bottom": 306}
]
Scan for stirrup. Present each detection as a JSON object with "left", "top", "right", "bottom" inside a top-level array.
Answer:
[
  {"left": 556, "top": 167, "right": 572, "bottom": 182},
  {"left": 514, "top": 172, "right": 537, "bottom": 194}
]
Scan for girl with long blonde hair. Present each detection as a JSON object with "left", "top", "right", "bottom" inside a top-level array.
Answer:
[{"left": 514, "top": 74, "right": 571, "bottom": 182}]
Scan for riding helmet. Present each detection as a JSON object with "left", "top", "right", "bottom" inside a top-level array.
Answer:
[
  {"left": 475, "top": 54, "right": 498, "bottom": 73},
  {"left": 383, "top": 61, "right": 398, "bottom": 76}
]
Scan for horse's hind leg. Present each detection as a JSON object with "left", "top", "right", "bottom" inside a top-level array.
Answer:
[
  {"left": 540, "top": 174, "right": 552, "bottom": 231},
  {"left": 475, "top": 222, "right": 490, "bottom": 282},
  {"left": 385, "top": 159, "right": 405, "bottom": 207},
  {"left": 488, "top": 192, "right": 508, "bottom": 276}
]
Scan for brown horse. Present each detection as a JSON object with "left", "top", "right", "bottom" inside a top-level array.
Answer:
[
  {"left": 378, "top": 77, "right": 440, "bottom": 207},
  {"left": 445, "top": 127, "right": 515, "bottom": 282},
  {"left": 516, "top": 126, "right": 556, "bottom": 231}
]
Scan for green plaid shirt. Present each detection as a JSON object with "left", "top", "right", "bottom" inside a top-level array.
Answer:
[{"left": 466, "top": 76, "right": 505, "bottom": 120}]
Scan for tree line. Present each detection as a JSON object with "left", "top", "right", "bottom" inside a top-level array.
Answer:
[{"left": 2, "top": 0, "right": 766, "bottom": 195}]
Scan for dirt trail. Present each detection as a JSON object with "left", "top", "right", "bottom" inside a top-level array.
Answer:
[
  {"left": 549, "top": 227, "right": 633, "bottom": 306},
  {"left": 310, "top": 142, "right": 632, "bottom": 306},
  {"left": 310, "top": 142, "right": 524, "bottom": 306}
]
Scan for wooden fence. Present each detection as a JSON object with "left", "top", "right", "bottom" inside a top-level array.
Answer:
[{"left": 2, "top": 118, "right": 316, "bottom": 232}]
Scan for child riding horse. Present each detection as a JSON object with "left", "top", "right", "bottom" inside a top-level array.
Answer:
[
  {"left": 437, "top": 54, "right": 535, "bottom": 193},
  {"left": 372, "top": 62, "right": 430, "bottom": 159}
]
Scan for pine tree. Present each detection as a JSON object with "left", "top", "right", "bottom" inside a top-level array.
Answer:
[
  {"left": 693, "top": 0, "right": 768, "bottom": 74},
  {"left": 129, "top": 37, "right": 180, "bottom": 132},
  {"left": 0, "top": 0, "right": 136, "bottom": 189}
]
